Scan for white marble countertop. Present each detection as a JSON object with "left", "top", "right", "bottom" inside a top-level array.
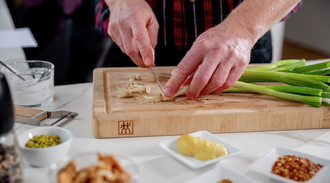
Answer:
[{"left": 14, "top": 79, "right": 330, "bottom": 183}]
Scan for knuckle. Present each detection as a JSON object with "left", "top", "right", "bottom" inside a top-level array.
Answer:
[
  {"left": 130, "top": 11, "right": 140, "bottom": 19},
  {"left": 198, "top": 39, "right": 211, "bottom": 49},
  {"left": 236, "top": 58, "right": 247, "bottom": 67},
  {"left": 108, "top": 22, "right": 115, "bottom": 30},
  {"left": 138, "top": 46, "right": 149, "bottom": 55},
  {"left": 194, "top": 73, "right": 209, "bottom": 85},
  {"left": 207, "top": 75, "right": 225, "bottom": 89},
  {"left": 170, "top": 78, "right": 182, "bottom": 87},
  {"left": 125, "top": 48, "right": 137, "bottom": 57},
  {"left": 213, "top": 78, "right": 226, "bottom": 89},
  {"left": 107, "top": 26, "right": 114, "bottom": 37},
  {"left": 206, "top": 59, "right": 219, "bottom": 67},
  {"left": 133, "top": 30, "right": 148, "bottom": 43},
  {"left": 176, "top": 62, "right": 192, "bottom": 77}
]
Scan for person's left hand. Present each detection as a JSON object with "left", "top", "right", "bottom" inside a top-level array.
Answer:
[{"left": 163, "top": 22, "right": 254, "bottom": 99}]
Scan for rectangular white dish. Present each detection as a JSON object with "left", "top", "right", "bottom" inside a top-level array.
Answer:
[
  {"left": 158, "top": 130, "right": 243, "bottom": 169},
  {"left": 250, "top": 146, "right": 330, "bottom": 183}
]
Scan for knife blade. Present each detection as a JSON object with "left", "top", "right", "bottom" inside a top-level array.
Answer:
[{"left": 149, "top": 66, "right": 165, "bottom": 97}]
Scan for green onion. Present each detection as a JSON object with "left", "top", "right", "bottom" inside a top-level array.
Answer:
[
  {"left": 305, "top": 69, "right": 330, "bottom": 76},
  {"left": 272, "top": 59, "right": 306, "bottom": 72},
  {"left": 232, "top": 81, "right": 322, "bottom": 107},
  {"left": 266, "top": 85, "right": 322, "bottom": 96},
  {"left": 290, "top": 61, "right": 330, "bottom": 73},
  {"left": 241, "top": 70, "right": 330, "bottom": 91},
  {"left": 322, "top": 92, "right": 330, "bottom": 98},
  {"left": 322, "top": 101, "right": 330, "bottom": 106},
  {"left": 224, "top": 87, "right": 248, "bottom": 93},
  {"left": 238, "top": 77, "right": 271, "bottom": 83},
  {"left": 247, "top": 59, "right": 301, "bottom": 71},
  {"left": 225, "top": 85, "right": 322, "bottom": 96},
  {"left": 243, "top": 70, "right": 330, "bottom": 83},
  {"left": 223, "top": 60, "right": 330, "bottom": 107}
]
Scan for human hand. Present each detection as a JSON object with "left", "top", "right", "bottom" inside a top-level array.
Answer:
[
  {"left": 106, "top": 0, "right": 159, "bottom": 67},
  {"left": 164, "top": 23, "right": 254, "bottom": 99}
]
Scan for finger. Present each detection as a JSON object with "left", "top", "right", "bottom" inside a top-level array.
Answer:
[
  {"left": 182, "top": 67, "right": 199, "bottom": 87},
  {"left": 108, "top": 22, "right": 125, "bottom": 53},
  {"left": 163, "top": 48, "right": 203, "bottom": 98},
  {"left": 146, "top": 17, "right": 159, "bottom": 49},
  {"left": 131, "top": 21, "right": 154, "bottom": 66},
  {"left": 199, "top": 61, "right": 232, "bottom": 96},
  {"left": 213, "top": 64, "right": 246, "bottom": 93},
  {"left": 121, "top": 30, "right": 146, "bottom": 67},
  {"left": 186, "top": 57, "right": 221, "bottom": 99}
]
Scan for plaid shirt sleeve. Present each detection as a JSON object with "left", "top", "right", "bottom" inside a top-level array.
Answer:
[
  {"left": 95, "top": 0, "right": 302, "bottom": 49},
  {"left": 95, "top": 0, "right": 109, "bottom": 35}
]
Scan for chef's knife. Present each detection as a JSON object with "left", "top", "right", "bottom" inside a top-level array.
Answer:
[{"left": 149, "top": 66, "right": 165, "bottom": 97}]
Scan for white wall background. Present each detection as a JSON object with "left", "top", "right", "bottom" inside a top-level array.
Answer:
[{"left": 284, "top": 0, "right": 330, "bottom": 55}]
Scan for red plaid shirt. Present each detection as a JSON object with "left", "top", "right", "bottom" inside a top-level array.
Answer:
[{"left": 95, "top": 0, "right": 302, "bottom": 49}]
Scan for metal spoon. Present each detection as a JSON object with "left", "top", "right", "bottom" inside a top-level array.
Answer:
[{"left": 0, "top": 60, "right": 25, "bottom": 81}]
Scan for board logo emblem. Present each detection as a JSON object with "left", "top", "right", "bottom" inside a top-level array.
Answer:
[{"left": 118, "top": 121, "right": 133, "bottom": 135}]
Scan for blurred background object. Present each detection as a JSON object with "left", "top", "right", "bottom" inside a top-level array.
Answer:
[
  {"left": 282, "top": 0, "right": 330, "bottom": 60},
  {"left": 5, "top": 0, "right": 113, "bottom": 85}
]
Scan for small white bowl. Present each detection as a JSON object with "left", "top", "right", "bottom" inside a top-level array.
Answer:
[
  {"left": 158, "top": 131, "right": 243, "bottom": 169},
  {"left": 17, "top": 126, "right": 72, "bottom": 167},
  {"left": 48, "top": 151, "right": 139, "bottom": 183},
  {"left": 250, "top": 146, "right": 330, "bottom": 183},
  {"left": 184, "top": 166, "right": 260, "bottom": 183}
]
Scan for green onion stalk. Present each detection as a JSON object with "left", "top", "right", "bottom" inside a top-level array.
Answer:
[
  {"left": 225, "top": 85, "right": 322, "bottom": 97},
  {"left": 241, "top": 70, "right": 330, "bottom": 92},
  {"left": 232, "top": 81, "right": 322, "bottom": 107}
]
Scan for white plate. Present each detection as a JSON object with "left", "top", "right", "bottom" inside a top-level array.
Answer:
[
  {"left": 184, "top": 166, "right": 260, "bottom": 183},
  {"left": 158, "top": 131, "right": 243, "bottom": 169},
  {"left": 250, "top": 146, "right": 330, "bottom": 183}
]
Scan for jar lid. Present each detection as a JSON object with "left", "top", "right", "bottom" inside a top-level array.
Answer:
[{"left": 0, "top": 73, "right": 14, "bottom": 135}]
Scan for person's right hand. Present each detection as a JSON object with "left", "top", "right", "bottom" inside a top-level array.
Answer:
[{"left": 105, "top": 0, "right": 159, "bottom": 67}]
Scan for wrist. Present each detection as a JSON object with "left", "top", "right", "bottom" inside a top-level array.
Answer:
[
  {"left": 214, "top": 20, "right": 256, "bottom": 51},
  {"left": 219, "top": 12, "right": 262, "bottom": 48}
]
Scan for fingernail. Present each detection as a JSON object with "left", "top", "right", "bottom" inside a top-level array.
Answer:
[
  {"left": 164, "top": 87, "right": 173, "bottom": 97},
  {"left": 144, "top": 56, "right": 152, "bottom": 66},
  {"left": 186, "top": 93, "right": 195, "bottom": 100}
]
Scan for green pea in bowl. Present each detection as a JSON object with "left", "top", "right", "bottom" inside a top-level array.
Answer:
[{"left": 17, "top": 126, "right": 72, "bottom": 167}]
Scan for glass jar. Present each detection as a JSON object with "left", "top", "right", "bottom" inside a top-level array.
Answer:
[{"left": 0, "top": 73, "right": 24, "bottom": 183}]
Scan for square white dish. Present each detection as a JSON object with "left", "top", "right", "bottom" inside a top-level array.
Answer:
[
  {"left": 158, "top": 130, "right": 243, "bottom": 169},
  {"left": 250, "top": 146, "right": 330, "bottom": 183},
  {"left": 184, "top": 166, "right": 260, "bottom": 183}
]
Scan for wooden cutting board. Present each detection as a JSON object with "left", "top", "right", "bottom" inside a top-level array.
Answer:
[{"left": 92, "top": 66, "right": 330, "bottom": 138}]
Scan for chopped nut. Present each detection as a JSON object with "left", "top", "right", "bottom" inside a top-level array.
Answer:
[{"left": 57, "top": 153, "right": 131, "bottom": 183}]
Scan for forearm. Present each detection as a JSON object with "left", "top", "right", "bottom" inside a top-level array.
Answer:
[{"left": 219, "top": 0, "right": 301, "bottom": 46}]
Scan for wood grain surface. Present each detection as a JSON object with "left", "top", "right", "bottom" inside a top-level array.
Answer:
[
  {"left": 14, "top": 106, "right": 47, "bottom": 121},
  {"left": 92, "top": 66, "right": 330, "bottom": 138}
]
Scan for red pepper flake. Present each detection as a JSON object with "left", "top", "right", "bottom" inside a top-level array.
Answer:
[{"left": 272, "top": 155, "right": 323, "bottom": 182}]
